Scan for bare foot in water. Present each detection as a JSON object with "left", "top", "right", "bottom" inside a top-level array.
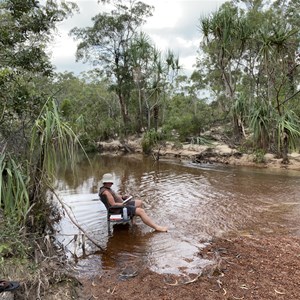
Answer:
[{"left": 155, "top": 226, "right": 168, "bottom": 232}]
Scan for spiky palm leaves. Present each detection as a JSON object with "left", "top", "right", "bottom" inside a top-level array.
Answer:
[
  {"left": 0, "top": 154, "right": 29, "bottom": 223},
  {"left": 1, "top": 100, "right": 81, "bottom": 226}
]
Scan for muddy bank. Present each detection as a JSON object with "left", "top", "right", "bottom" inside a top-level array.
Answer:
[
  {"left": 77, "top": 234, "right": 300, "bottom": 300},
  {"left": 5, "top": 235, "right": 300, "bottom": 299},
  {"left": 98, "top": 138, "right": 300, "bottom": 171}
]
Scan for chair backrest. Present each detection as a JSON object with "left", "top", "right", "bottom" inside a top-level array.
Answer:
[{"left": 99, "top": 196, "right": 110, "bottom": 211}]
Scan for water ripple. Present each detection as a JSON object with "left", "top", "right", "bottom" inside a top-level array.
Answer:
[{"left": 54, "top": 155, "right": 300, "bottom": 274}]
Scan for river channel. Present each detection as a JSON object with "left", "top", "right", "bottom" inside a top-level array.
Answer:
[{"left": 54, "top": 154, "right": 300, "bottom": 276}]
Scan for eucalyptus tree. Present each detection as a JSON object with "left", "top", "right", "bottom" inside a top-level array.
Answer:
[{"left": 70, "top": 0, "right": 154, "bottom": 134}]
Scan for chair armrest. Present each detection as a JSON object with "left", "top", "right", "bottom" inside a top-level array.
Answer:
[
  {"left": 108, "top": 205, "right": 123, "bottom": 214},
  {"left": 109, "top": 205, "right": 123, "bottom": 209}
]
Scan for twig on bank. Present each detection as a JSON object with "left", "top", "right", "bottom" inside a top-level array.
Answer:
[{"left": 183, "top": 273, "right": 202, "bottom": 285}]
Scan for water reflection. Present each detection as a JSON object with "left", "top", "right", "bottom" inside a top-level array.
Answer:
[{"left": 54, "top": 153, "right": 300, "bottom": 275}]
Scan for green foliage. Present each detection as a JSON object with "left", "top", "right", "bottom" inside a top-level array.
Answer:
[
  {"left": 197, "top": 0, "right": 300, "bottom": 154},
  {"left": 163, "top": 94, "right": 212, "bottom": 141},
  {"left": 249, "top": 101, "right": 272, "bottom": 150},
  {"left": 0, "top": 0, "right": 77, "bottom": 74},
  {"left": 77, "top": 133, "right": 98, "bottom": 153},
  {"left": 0, "top": 0, "right": 79, "bottom": 161},
  {"left": 53, "top": 72, "right": 123, "bottom": 143},
  {"left": 165, "top": 115, "right": 200, "bottom": 141},
  {"left": 70, "top": 1, "right": 154, "bottom": 131},
  {"left": 0, "top": 218, "right": 31, "bottom": 261},
  {"left": 0, "top": 0, "right": 85, "bottom": 270},
  {"left": 30, "top": 99, "right": 82, "bottom": 181},
  {"left": 60, "top": 98, "right": 73, "bottom": 118},
  {"left": 252, "top": 149, "right": 266, "bottom": 164},
  {"left": 130, "top": 32, "right": 181, "bottom": 132},
  {"left": 276, "top": 110, "right": 300, "bottom": 152},
  {"left": 0, "top": 155, "right": 29, "bottom": 223},
  {"left": 141, "top": 129, "right": 165, "bottom": 154}
]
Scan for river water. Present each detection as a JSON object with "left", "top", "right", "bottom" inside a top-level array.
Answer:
[{"left": 54, "top": 154, "right": 300, "bottom": 276}]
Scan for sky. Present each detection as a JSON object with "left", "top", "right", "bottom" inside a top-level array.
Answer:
[{"left": 49, "top": 0, "right": 228, "bottom": 76}]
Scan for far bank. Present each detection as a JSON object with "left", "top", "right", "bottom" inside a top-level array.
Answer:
[{"left": 98, "top": 138, "right": 300, "bottom": 172}]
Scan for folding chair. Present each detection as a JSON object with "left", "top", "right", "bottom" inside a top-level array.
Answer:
[{"left": 100, "top": 198, "right": 131, "bottom": 235}]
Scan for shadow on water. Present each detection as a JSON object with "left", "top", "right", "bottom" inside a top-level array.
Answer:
[{"left": 54, "top": 153, "right": 300, "bottom": 275}]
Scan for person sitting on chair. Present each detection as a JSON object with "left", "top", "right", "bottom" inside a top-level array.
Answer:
[{"left": 99, "top": 173, "right": 168, "bottom": 232}]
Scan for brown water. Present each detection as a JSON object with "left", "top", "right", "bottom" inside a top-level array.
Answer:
[{"left": 54, "top": 154, "right": 300, "bottom": 276}]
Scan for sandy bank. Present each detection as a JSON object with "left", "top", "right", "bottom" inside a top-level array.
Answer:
[{"left": 98, "top": 138, "right": 300, "bottom": 172}]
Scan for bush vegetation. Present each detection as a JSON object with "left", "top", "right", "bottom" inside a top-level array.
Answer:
[{"left": 0, "top": 0, "right": 299, "bottom": 297}]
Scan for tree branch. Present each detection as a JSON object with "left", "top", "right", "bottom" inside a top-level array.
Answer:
[
  {"left": 51, "top": 189, "right": 104, "bottom": 251},
  {"left": 278, "top": 89, "right": 300, "bottom": 109}
]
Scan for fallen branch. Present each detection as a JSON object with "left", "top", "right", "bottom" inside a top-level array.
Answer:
[{"left": 51, "top": 189, "right": 104, "bottom": 251}]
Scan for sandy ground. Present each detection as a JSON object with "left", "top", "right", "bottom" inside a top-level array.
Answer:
[
  {"left": 76, "top": 234, "right": 300, "bottom": 300},
  {"left": 6, "top": 235, "right": 300, "bottom": 299},
  {"left": 98, "top": 138, "right": 300, "bottom": 171}
]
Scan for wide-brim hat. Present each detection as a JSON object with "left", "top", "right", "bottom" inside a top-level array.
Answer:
[{"left": 102, "top": 173, "right": 114, "bottom": 184}]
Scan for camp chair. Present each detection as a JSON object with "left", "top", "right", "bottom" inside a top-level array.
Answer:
[{"left": 100, "top": 198, "right": 131, "bottom": 235}]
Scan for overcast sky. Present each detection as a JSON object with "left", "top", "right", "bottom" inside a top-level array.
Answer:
[{"left": 49, "top": 0, "right": 228, "bottom": 76}]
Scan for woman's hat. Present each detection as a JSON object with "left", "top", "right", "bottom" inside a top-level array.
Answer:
[{"left": 102, "top": 173, "right": 114, "bottom": 184}]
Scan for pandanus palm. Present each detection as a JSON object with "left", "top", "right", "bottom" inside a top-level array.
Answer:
[
  {"left": 130, "top": 32, "right": 180, "bottom": 132},
  {"left": 255, "top": 20, "right": 300, "bottom": 161},
  {"left": 276, "top": 111, "right": 300, "bottom": 163},
  {"left": 249, "top": 101, "right": 272, "bottom": 151},
  {"left": 0, "top": 100, "right": 82, "bottom": 228},
  {"left": 200, "top": 4, "right": 253, "bottom": 142},
  {"left": 30, "top": 100, "right": 80, "bottom": 204},
  {"left": 0, "top": 154, "right": 30, "bottom": 224}
]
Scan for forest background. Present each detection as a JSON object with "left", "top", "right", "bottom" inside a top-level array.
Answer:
[{"left": 0, "top": 0, "right": 299, "bottom": 298}]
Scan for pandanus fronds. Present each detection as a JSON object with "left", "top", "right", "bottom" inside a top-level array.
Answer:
[
  {"left": 29, "top": 99, "right": 83, "bottom": 202},
  {"left": 0, "top": 154, "right": 30, "bottom": 223}
]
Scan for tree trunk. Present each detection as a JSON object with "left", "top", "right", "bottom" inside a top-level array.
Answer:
[
  {"left": 118, "top": 93, "right": 129, "bottom": 133},
  {"left": 233, "top": 115, "right": 244, "bottom": 143},
  {"left": 281, "top": 129, "right": 289, "bottom": 164},
  {"left": 153, "top": 104, "right": 159, "bottom": 132}
]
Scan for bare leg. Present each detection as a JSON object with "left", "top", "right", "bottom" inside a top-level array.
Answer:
[
  {"left": 134, "top": 199, "right": 143, "bottom": 208},
  {"left": 131, "top": 216, "right": 137, "bottom": 225},
  {"left": 131, "top": 199, "right": 143, "bottom": 225},
  {"left": 135, "top": 208, "right": 167, "bottom": 232},
  {"left": 131, "top": 199, "right": 142, "bottom": 225}
]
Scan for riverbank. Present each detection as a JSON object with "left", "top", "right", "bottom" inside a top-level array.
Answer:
[
  {"left": 98, "top": 137, "right": 300, "bottom": 171},
  {"left": 77, "top": 234, "right": 300, "bottom": 299},
  {"left": 3, "top": 138, "right": 300, "bottom": 299},
  {"left": 79, "top": 138, "right": 300, "bottom": 299},
  {"left": 4, "top": 234, "right": 299, "bottom": 299}
]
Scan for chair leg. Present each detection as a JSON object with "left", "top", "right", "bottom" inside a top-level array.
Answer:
[{"left": 107, "top": 219, "right": 111, "bottom": 235}]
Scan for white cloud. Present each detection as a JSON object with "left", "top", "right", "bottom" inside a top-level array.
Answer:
[
  {"left": 49, "top": 0, "right": 228, "bottom": 75},
  {"left": 144, "top": 1, "right": 182, "bottom": 29}
]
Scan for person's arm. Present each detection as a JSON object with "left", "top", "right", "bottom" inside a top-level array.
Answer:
[
  {"left": 115, "top": 192, "right": 129, "bottom": 202},
  {"left": 103, "top": 190, "right": 123, "bottom": 207},
  {"left": 122, "top": 195, "right": 133, "bottom": 204}
]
